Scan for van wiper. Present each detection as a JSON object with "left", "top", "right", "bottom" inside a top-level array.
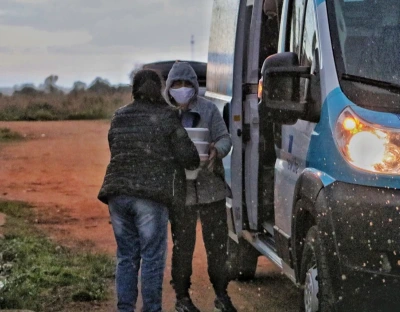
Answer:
[{"left": 342, "top": 74, "right": 400, "bottom": 93}]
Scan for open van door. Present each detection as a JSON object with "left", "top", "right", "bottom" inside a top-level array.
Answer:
[
  {"left": 243, "top": 0, "right": 264, "bottom": 231},
  {"left": 206, "top": 0, "right": 248, "bottom": 241}
]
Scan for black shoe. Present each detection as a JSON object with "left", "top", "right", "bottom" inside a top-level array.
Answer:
[
  {"left": 214, "top": 294, "right": 237, "bottom": 312},
  {"left": 175, "top": 297, "right": 200, "bottom": 312}
]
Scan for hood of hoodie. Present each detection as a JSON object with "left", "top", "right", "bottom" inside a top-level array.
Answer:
[{"left": 164, "top": 62, "right": 199, "bottom": 107}]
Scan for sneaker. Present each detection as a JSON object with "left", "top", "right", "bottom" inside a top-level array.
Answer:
[
  {"left": 175, "top": 297, "right": 200, "bottom": 312},
  {"left": 214, "top": 294, "right": 237, "bottom": 312}
]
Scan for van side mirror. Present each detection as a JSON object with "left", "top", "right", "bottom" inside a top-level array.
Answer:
[{"left": 260, "top": 52, "right": 310, "bottom": 124}]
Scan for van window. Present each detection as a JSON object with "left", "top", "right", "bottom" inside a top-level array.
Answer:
[
  {"left": 300, "top": 0, "right": 317, "bottom": 68},
  {"left": 300, "top": 0, "right": 318, "bottom": 103},
  {"left": 289, "top": 0, "right": 318, "bottom": 104},
  {"left": 207, "top": 0, "right": 241, "bottom": 97},
  {"left": 290, "top": 0, "right": 306, "bottom": 54}
]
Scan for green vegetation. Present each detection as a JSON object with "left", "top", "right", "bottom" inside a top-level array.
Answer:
[
  {"left": 0, "top": 201, "right": 115, "bottom": 311},
  {"left": 0, "top": 128, "right": 24, "bottom": 142},
  {"left": 0, "top": 91, "right": 130, "bottom": 121}
]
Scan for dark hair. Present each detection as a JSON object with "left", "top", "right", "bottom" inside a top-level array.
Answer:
[{"left": 132, "top": 69, "right": 163, "bottom": 101}]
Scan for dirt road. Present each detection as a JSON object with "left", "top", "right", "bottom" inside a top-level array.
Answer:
[{"left": 0, "top": 120, "right": 299, "bottom": 311}]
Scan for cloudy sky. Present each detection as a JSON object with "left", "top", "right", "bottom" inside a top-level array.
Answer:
[{"left": 0, "top": 0, "right": 214, "bottom": 88}]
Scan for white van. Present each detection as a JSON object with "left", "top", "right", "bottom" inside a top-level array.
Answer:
[{"left": 206, "top": 0, "right": 400, "bottom": 311}]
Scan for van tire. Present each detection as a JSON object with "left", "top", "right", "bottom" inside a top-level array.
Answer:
[
  {"left": 226, "top": 237, "right": 259, "bottom": 281},
  {"left": 299, "top": 226, "right": 335, "bottom": 312}
]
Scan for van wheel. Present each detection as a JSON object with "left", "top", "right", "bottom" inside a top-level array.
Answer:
[
  {"left": 300, "top": 226, "right": 334, "bottom": 312},
  {"left": 226, "top": 237, "right": 259, "bottom": 281}
]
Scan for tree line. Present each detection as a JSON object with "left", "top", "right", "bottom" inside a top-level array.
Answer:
[{"left": 8, "top": 75, "right": 131, "bottom": 98}]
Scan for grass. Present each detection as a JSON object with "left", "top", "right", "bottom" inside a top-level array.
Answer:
[
  {"left": 0, "top": 128, "right": 24, "bottom": 142},
  {"left": 0, "top": 91, "right": 132, "bottom": 121},
  {"left": 0, "top": 201, "right": 115, "bottom": 311}
]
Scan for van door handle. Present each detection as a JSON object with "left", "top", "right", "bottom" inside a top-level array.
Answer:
[{"left": 237, "top": 129, "right": 242, "bottom": 137}]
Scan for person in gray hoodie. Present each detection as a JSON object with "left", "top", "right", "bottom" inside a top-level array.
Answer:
[{"left": 164, "top": 61, "right": 236, "bottom": 312}]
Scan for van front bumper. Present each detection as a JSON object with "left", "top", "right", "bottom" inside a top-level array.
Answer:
[{"left": 315, "top": 181, "right": 400, "bottom": 311}]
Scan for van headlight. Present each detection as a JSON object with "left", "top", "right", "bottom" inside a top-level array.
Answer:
[{"left": 335, "top": 107, "right": 400, "bottom": 174}]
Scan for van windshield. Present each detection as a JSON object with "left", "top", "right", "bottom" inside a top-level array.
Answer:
[
  {"left": 328, "top": 0, "right": 400, "bottom": 110},
  {"left": 331, "top": 0, "right": 400, "bottom": 85}
]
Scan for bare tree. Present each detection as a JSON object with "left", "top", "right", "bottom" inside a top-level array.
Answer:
[
  {"left": 43, "top": 75, "right": 62, "bottom": 94},
  {"left": 72, "top": 81, "right": 87, "bottom": 92}
]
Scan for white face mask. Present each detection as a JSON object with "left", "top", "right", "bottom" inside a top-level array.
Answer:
[{"left": 169, "top": 87, "right": 195, "bottom": 105}]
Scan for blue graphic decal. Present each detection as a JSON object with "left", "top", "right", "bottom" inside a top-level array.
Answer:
[{"left": 288, "top": 135, "right": 293, "bottom": 153}]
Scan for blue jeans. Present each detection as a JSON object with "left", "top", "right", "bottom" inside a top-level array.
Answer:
[{"left": 109, "top": 195, "right": 169, "bottom": 312}]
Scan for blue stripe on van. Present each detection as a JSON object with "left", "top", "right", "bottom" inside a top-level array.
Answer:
[{"left": 315, "top": 0, "right": 325, "bottom": 6}]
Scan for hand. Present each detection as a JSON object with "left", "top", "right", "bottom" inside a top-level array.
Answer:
[{"left": 208, "top": 143, "right": 217, "bottom": 171}]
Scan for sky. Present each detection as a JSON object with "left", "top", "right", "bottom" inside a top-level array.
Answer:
[{"left": 0, "top": 0, "right": 214, "bottom": 88}]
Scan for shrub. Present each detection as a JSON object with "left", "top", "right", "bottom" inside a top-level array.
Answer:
[
  {"left": 0, "top": 90, "right": 132, "bottom": 121},
  {"left": 0, "top": 128, "right": 24, "bottom": 141},
  {"left": 23, "top": 102, "right": 58, "bottom": 121}
]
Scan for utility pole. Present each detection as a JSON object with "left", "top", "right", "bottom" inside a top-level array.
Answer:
[{"left": 191, "top": 35, "right": 195, "bottom": 61}]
